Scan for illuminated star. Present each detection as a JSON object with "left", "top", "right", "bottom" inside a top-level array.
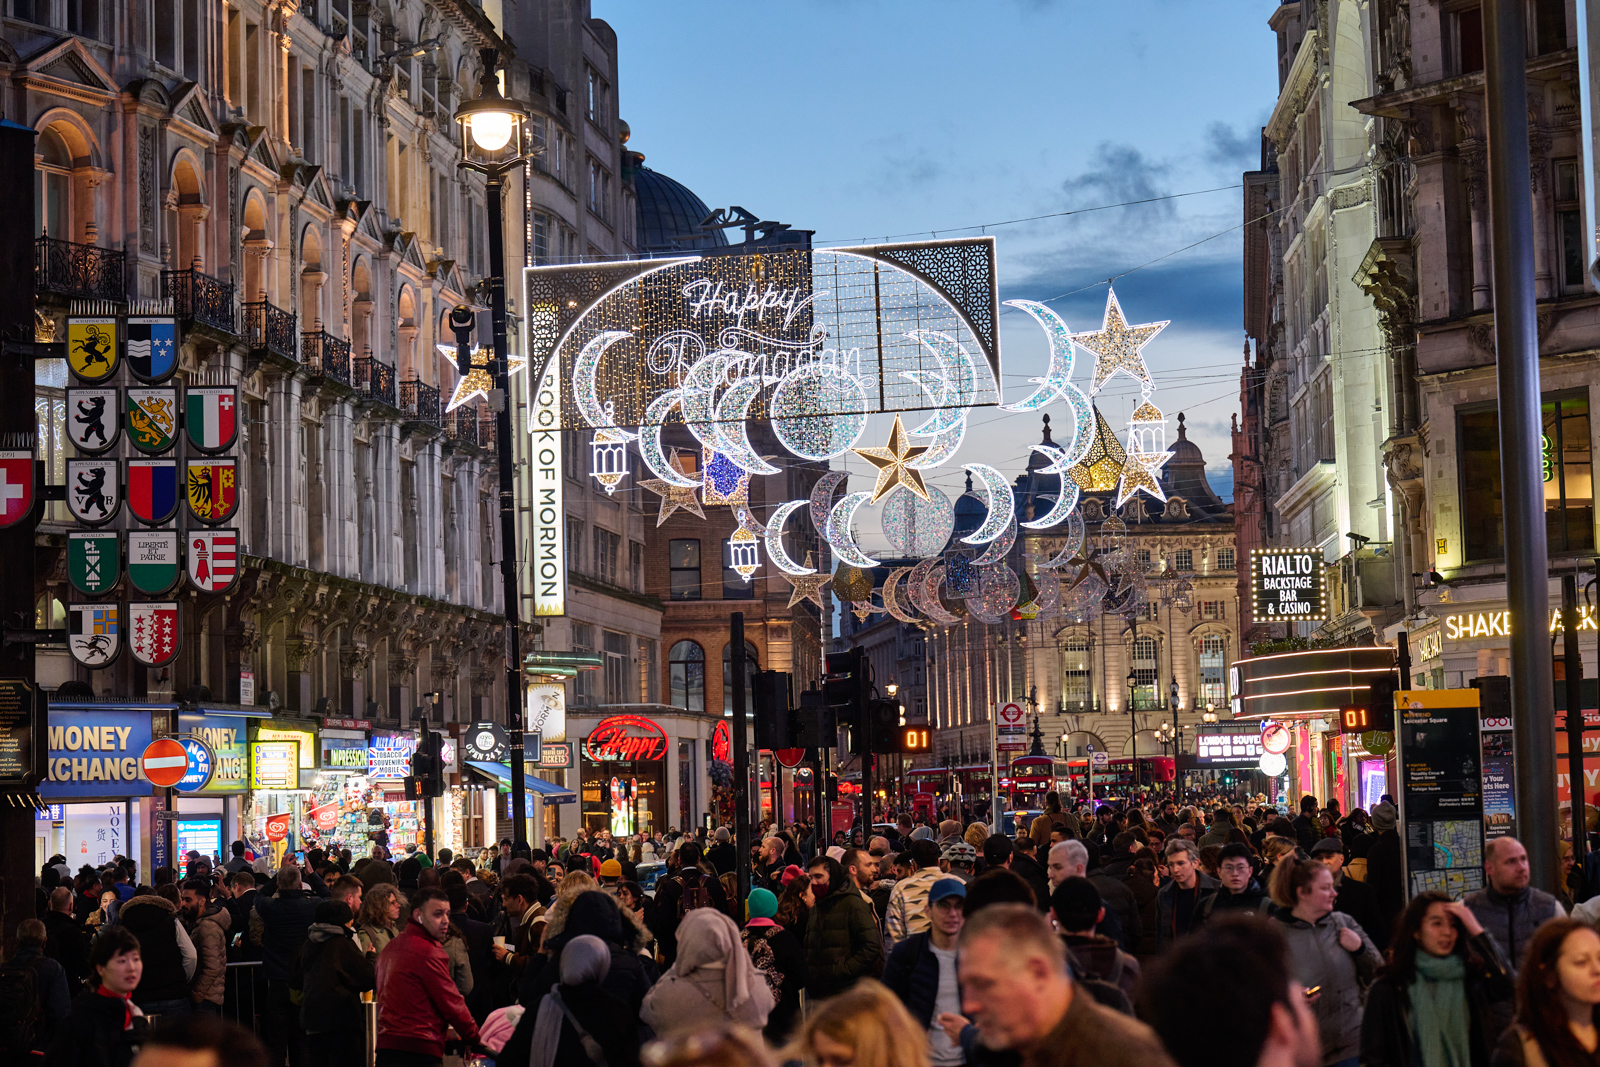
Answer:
[
  {"left": 1072, "top": 288, "right": 1166, "bottom": 396},
  {"left": 784, "top": 569, "right": 832, "bottom": 610},
  {"left": 444, "top": 345, "right": 528, "bottom": 412},
  {"left": 851, "top": 414, "right": 930, "bottom": 503},
  {"left": 1114, "top": 449, "right": 1172, "bottom": 507},
  {"left": 638, "top": 479, "right": 706, "bottom": 526}
]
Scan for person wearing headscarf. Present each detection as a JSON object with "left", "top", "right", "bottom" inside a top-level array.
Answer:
[
  {"left": 497, "top": 935, "right": 641, "bottom": 1067},
  {"left": 641, "top": 908, "right": 774, "bottom": 1038}
]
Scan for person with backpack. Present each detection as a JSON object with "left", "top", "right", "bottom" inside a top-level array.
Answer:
[
  {"left": 741, "top": 887, "right": 806, "bottom": 1043},
  {"left": 650, "top": 842, "right": 730, "bottom": 966},
  {"left": 116, "top": 890, "right": 195, "bottom": 1020},
  {"left": 43, "top": 925, "right": 144, "bottom": 1067},
  {"left": 1, "top": 919, "right": 70, "bottom": 1057},
  {"left": 293, "top": 900, "right": 375, "bottom": 1067},
  {"left": 1029, "top": 793, "right": 1077, "bottom": 853},
  {"left": 1050, "top": 878, "right": 1140, "bottom": 1009},
  {"left": 882, "top": 877, "right": 967, "bottom": 1066}
]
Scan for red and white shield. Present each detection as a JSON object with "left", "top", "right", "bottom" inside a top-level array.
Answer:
[{"left": 0, "top": 451, "right": 34, "bottom": 529}]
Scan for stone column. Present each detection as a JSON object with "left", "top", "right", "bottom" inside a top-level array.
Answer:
[
  {"left": 287, "top": 637, "right": 317, "bottom": 713},
  {"left": 340, "top": 643, "right": 370, "bottom": 716}
]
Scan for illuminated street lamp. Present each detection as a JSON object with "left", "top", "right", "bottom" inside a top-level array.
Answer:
[{"left": 454, "top": 48, "right": 533, "bottom": 853}]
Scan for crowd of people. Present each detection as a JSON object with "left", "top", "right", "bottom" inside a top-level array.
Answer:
[{"left": 8, "top": 790, "right": 1600, "bottom": 1067}]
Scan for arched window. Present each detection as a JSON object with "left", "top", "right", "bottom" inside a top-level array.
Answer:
[
  {"left": 669, "top": 640, "right": 704, "bottom": 713},
  {"left": 172, "top": 158, "right": 205, "bottom": 270},
  {"left": 397, "top": 287, "right": 418, "bottom": 378},
  {"left": 35, "top": 127, "right": 72, "bottom": 239},
  {"left": 1122, "top": 730, "right": 1162, "bottom": 756},
  {"left": 722, "top": 641, "right": 759, "bottom": 714},
  {"left": 1060, "top": 731, "right": 1104, "bottom": 759},
  {"left": 1129, "top": 635, "right": 1158, "bottom": 710}
]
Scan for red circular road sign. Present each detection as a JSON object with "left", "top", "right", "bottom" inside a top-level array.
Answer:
[
  {"left": 997, "top": 702, "right": 1025, "bottom": 725},
  {"left": 140, "top": 738, "right": 189, "bottom": 788},
  {"left": 775, "top": 748, "right": 805, "bottom": 768}
]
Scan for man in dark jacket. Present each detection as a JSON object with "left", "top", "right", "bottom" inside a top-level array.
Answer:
[
  {"left": 1364, "top": 802, "right": 1405, "bottom": 942},
  {"left": 42, "top": 887, "right": 91, "bottom": 990},
  {"left": 224, "top": 841, "right": 251, "bottom": 874},
  {"left": 706, "top": 826, "right": 737, "bottom": 875},
  {"left": 256, "top": 864, "right": 329, "bottom": 1066},
  {"left": 118, "top": 892, "right": 194, "bottom": 1018},
  {"left": 1052, "top": 879, "right": 1140, "bottom": 1005},
  {"left": 1291, "top": 795, "right": 1321, "bottom": 853},
  {"left": 651, "top": 843, "right": 731, "bottom": 964},
  {"left": 1196, "top": 843, "right": 1271, "bottom": 922},
  {"left": 1464, "top": 836, "right": 1566, "bottom": 974},
  {"left": 804, "top": 855, "right": 883, "bottom": 999},
  {"left": 1008, "top": 836, "right": 1051, "bottom": 911},
  {"left": 1155, "top": 840, "right": 1218, "bottom": 951},
  {"left": 882, "top": 877, "right": 966, "bottom": 1066},
  {"left": 1311, "top": 837, "right": 1386, "bottom": 948},
  {"left": 294, "top": 900, "right": 375, "bottom": 1067}
]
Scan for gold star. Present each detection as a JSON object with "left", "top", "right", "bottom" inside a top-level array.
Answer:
[
  {"left": 444, "top": 345, "right": 528, "bottom": 412},
  {"left": 851, "top": 414, "right": 930, "bottom": 503},
  {"left": 1114, "top": 449, "right": 1172, "bottom": 507},
  {"left": 1072, "top": 288, "right": 1166, "bottom": 396},
  {"left": 638, "top": 479, "right": 706, "bottom": 526},
  {"left": 784, "top": 563, "right": 831, "bottom": 609}
]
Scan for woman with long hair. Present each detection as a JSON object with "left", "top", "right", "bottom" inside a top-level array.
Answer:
[
  {"left": 1270, "top": 857, "right": 1381, "bottom": 1067},
  {"left": 1360, "top": 891, "right": 1513, "bottom": 1066},
  {"left": 776, "top": 871, "right": 815, "bottom": 944},
  {"left": 791, "top": 978, "right": 929, "bottom": 1067},
  {"left": 354, "top": 883, "right": 403, "bottom": 957},
  {"left": 1491, "top": 919, "right": 1600, "bottom": 1066}
]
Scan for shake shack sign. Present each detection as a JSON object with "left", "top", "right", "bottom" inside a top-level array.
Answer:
[{"left": 1251, "top": 548, "right": 1328, "bottom": 622}]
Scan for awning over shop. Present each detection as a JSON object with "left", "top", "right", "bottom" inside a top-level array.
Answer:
[{"left": 464, "top": 760, "right": 575, "bottom": 800}]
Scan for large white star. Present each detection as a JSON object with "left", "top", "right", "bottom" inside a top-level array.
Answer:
[
  {"left": 1072, "top": 288, "right": 1166, "bottom": 396},
  {"left": 443, "top": 344, "right": 528, "bottom": 412}
]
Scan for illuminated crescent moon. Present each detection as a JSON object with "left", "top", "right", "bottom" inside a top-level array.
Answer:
[
  {"left": 1000, "top": 300, "right": 1076, "bottom": 412},
  {"left": 1021, "top": 485, "right": 1081, "bottom": 531},
  {"left": 809, "top": 471, "right": 849, "bottom": 533},
  {"left": 907, "top": 558, "right": 940, "bottom": 616},
  {"left": 573, "top": 331, "right": 636, "bottom": 439},
  {"left": 1033, "top": 569, "right": 1062, "bottom": 619},
  {"left": 973, "top": 515, "right": 1017, "bottom": 566},
  {"left": 639, "top": 390, "right": 700, "bottom": 488},
  {"left": 1034, "top": 511, "right": 1087, "bottom": 570},
  {"left": 764, "top": 501, "right": 815, "bottom": 576},
  {"left": 961, "top": 463, "right": 1015, "bottom": 546},
  {"left": 1029, "top": 443, "right": 1070, "bottom": 474},
  {"left": 904, "top": 330, "right": 976, "bottom": 470},
  {"left": 1060, "top": 382, "right": 1096, "bottom": 468},
  {"left": 921, "top": 565, "right": 962, "bottom": 625},
  {"left": 678, "top": 351, "right": 725, "bottom": 450},
  {"left": 882, "top": 567, "right": 918, "bottom": 623},
  {"left": 715, "top": 374, "right": 782, "bottom": 475},
  {"left": 825, "top": 492, "right": 880, "bottom": 568}
]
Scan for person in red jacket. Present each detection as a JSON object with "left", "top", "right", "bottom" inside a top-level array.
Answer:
[{"left": 374, "top": 887, "right": 484, "bottom": 1067}]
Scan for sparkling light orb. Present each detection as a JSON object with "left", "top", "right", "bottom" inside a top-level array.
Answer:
[
  {"left": 771, "top": 365, "right": 869, "bottom": 460},
  {"left": 882, "top": 486, "right": 954, "bottom": 559}
]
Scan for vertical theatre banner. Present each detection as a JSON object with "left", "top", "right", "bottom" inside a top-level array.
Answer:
[{"left": 1396, "top": 689, "right": 1485, "bottom": 897}]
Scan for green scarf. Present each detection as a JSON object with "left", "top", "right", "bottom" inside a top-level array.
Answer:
[{"left": 1410, "top": 951, "right": 1471, "bottom": 1067}]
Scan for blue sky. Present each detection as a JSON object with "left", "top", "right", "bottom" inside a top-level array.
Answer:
[{"left": 602, "top": 0, "right": 1280, "bottom": 505}]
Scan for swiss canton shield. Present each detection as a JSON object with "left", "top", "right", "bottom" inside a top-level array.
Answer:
[
  {"left": 186, "top": 458, "right": 238, "bottom": 524},
  {"left": 65, "top": 388, "right": 120, "bottom": 454},
  {"left": 128, "top": 601, "right": 180, "bottom": 667},
  {"left": 185, "top": 386, "right": 238, "bottom": 453},
  {"left": 66, "top": 318, "right": 118, "bottom": 383},
  {"left": 67, "top": 531, "right": 120, "bottom": 597},
  {"left": 187, "top": 528, "right": 240, "bottom": 594},
  {"left": 126, "top": 317, "right": 179, "bottom": 384},
  {"left": 127, "top": 460, "right": 180, "bottom": 525},
  {"left": 126, "top": 387, "right": 179, "bottom": 455},
  {"left": 68, "top": 603, "right": 120, "bottom": 668},
  {"left": 127, "top": 530, "right": 181, "bottom": 595},
  {"left": 65, "top": 458, "right": 121, "bottom": 526},
  {"left": 0, "top": 450, "right": 33, "bottom": 530}
]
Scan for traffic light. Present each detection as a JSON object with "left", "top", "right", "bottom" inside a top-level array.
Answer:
[
  {"left": 825, "top": 648, "right": 870, "bottom": 754},
  {"left": 1365, "top": 673, "right": 1399, "bottom": 732},
  {"left": 868, "top": 698, "right": 902, "bottom": 754},
  {"left": 795, "top": 690, "right": 836, "bottom": 748},
  {"left": 753, "top": 670, "right": 796, "bottom": 749},
  {"left": 408, "top": 729, "right": 444, "bottom": 799}
]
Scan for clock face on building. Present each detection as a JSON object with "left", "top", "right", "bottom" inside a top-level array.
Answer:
[{"left": 464, "top": 723, "right": 509, "bottom": 763}]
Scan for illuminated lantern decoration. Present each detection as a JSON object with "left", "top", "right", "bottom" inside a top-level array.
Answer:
[
  {"left": 1068, "top": 407, "right": 1128, "bottom": 493},
  {"left": 590, "top": 428, "right": 629, "bottom": 494},
  {"left": 727, "top": 525, "right": 760, "bottom": 583}
]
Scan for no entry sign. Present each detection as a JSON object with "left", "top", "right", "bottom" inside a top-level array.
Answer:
[{"left": 140, "top": 738, "right": 189, "bottom": 788}]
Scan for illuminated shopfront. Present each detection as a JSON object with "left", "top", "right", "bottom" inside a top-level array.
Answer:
[{"left": 580, "top": 713, "right": 669, "bottom": 835}]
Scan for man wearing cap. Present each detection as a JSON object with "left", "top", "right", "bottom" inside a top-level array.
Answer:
[
  {"left": 1310, "top": 836, "right": 1384, "bottom": 948},
  {"left": 1051, "top": 877, "right": 1139, "bottom": 1004},
  {"left": 1364, "top": 801, "right": 1405, "bottom": 942},
  {"left": 941, "top": 842, "right": 978, "bottom": 883},
  {"left": 887, "top": 839, "right": 945, "bottom": 944},
  {"left": 883, "top": 877, "right": 968, "bottom": 1066},
  {"left": 598, "top": 858, "right": 624, "bottom": 898}
]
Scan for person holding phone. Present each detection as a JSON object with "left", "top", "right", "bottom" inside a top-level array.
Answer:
[
  {"left": 1359, "top": 892, "right": 1513, "bottom": 1067},
  {"left": 1270, "top": 857, "right": 1382, "bottom": 1067}
]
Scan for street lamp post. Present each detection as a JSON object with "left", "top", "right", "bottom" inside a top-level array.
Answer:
[{"left": 455, "top": 48, "right": 533, "bottom": 854}]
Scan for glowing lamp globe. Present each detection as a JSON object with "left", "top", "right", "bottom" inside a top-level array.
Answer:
[
  {"left": 455, "top": 49, "right": 530, "bottom": 165},
  {"left": 468, "top": 111, "right": 517, "bottom": 153}
]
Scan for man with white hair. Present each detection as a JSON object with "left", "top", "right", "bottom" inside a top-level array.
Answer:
[{"left": 1047, "top": 841, "right": 1139, "bottom": 952}]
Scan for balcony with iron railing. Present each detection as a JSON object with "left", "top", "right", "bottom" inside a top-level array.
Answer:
[
  {"left": 161, "top": 268, "right": 236, "bottom": 336},
  {"left": 354, "top": 354, "right": 396, "bottom": 407},
  {"left": 36, "top": 236, "right": 126, "bottom": 302},
  {"left": 399, "top": 378, "right": 441, "bottom": 425},
  {"left": 302, "top": 330, "right": 352, "bottom": 385},
  {"left": 242, "top": 300, "right": 297, "bottom": 361},
  {"left": 445, "top": 405, "right": 479, "bottom": 445}
]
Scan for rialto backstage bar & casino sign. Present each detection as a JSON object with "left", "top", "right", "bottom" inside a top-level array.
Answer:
[{"left": 1250, "top": 548, "right": 1329, "bottom": 623}]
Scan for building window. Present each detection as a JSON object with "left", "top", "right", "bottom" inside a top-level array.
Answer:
[
  {"left": 587, "top": 158, "right": 611, "bottom": 222},
  {"left": 1556, "top": 160, "right": 1586, "bottom": 293},
  {"left": 1172, "top": 549, "right": 1193, "bottom": 572},
  {"left": 1129, "top": 635, "right": 1159, "bottom": 710},
  {"left": 585, "top": 66, "right": 609, "bottom": 131},
  {"left": 669, "top": 640, "right": 704, "bottom": 712},
  {"left": 34, "top": 126, "right": 72, "bottom": 239},
  {"left": 567, "top": 519, "right": 584, "bottom": 573},
  {"left": 531, "top": 211, "right": 550, "bottom": 265},
  {"left": 592, "top": 527, "right": 620, "bottom": 586},
  {"left": 603, "top": 629, "right": 628, "bottom": 704},
  {"left": 629, "top": 541, "right": 644, "bottom": 592},
  {"left": 669, "top": 539, "right": 701, "bottom": 600},
  {"left": 572, "top": 623, "right": 594, "bottom": 705},
  {"left": 1061, "top": 639, "right": 1091, "bottom": 712},
  {"left": 1200, "top": 635, "right": 1227, "bottom": 708},
  {"left": 1137, "top": 549, "right": 1152, "bottom": 572},
  {"left": 1217, "top": 547, "right": 1236, "bottom": 571},
  {"left": 722, "top": 641, "right": 760, "bottom": 715},
  {"left": 721, "top": 539, "right": 755, "bottom": 600},
  {"left": 1456, "top": 5, "right": 1484, "bottom": 75},
  {"left": 639, "top": 637, "right": 658, "bottom": 703},
  {"left": 1201, "top": 601, "right": 1226, "bottom": 620},
  {"left": 1460, "top": 395, "right": 1594, "bottom": 560}
]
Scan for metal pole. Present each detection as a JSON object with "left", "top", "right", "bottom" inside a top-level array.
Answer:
[
  {"left": 731, "top": 613, "right": 750, "bottom": 908},
  {"left": 1130, "top": 612, "right": 1139, "bottom": 794},
  {"left": 485, "top": 162, "right": 529, "bottom": 856},
  {"left": 1486, "top": 0, "right": 1560, "bottom": 890},
  {"left": 1567, "top": 575, "right": 1587, "bottom": 869}
]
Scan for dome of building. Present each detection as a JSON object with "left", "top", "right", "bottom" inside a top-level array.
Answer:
[
  {"left": 949, "top": 471, "right": 987, "bottom": 544},
  {"left": 633, "top": 159, "right": 728, "bottom": 255},
  {"left": 1162, "top": 412, "right": 1225, "bottom": 511}
]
